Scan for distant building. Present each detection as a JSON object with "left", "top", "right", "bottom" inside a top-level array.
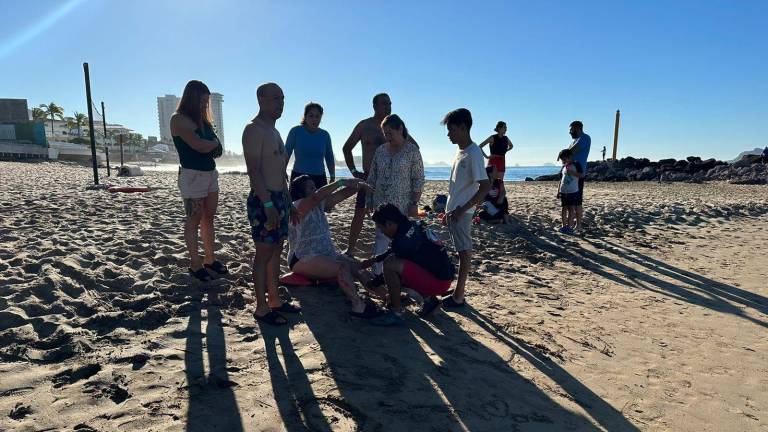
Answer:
[
  {"left": 157, "top": 95, "right": 179, "bottom": 143},
  {"left": 0, "top": 99, "right": 30, "bottom": 123},
  {"left": 210, "top": 92, "right": 224, "bottom": 147}
]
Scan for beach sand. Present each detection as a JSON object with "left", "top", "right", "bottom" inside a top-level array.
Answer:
[{"left": 0, "top": 161, "right": 766, "bottom": 431}]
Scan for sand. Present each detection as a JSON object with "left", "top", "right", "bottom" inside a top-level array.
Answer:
[{"left": 0, "top": 161, "right": 766, "bottom": 431}]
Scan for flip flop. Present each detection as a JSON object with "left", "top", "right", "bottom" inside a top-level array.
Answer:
[
  {"left": 254, "top": 310, "right": 287, "bottom": 326},
  {"left": 204, "top": 260, "right": 229, "bottom": 275},
  {"left": 189, "top": 267, "right": 212, "bottom": 282},
  {"left": 271, "top": 302, "right": 302, "bottom": 314},
  {"left": 416, "top": 297, "right": 442, "bottom": 317},
  {"left": 348, "top": 302, "right": 383, "bottom": 319},
  {"left": 442, "top": 296, "right": 466, "bottom": 309}
]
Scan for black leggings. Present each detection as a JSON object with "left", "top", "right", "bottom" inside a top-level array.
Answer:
[{"left": 290, "top": 171, "right": 328, "bottom": 188}]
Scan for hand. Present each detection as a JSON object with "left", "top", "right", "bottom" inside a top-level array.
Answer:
[
  {"left": 264, "top": 206, "right": 279, "bottom": 230},
  {"left": 446, "top": 207, "right": 464, "bottom": 224},
  {"left": 289, "top": 205, "right": 300, "bottom": 226},
  {"left": 408, "top": 205, "right": 418, "bottom": 217}
]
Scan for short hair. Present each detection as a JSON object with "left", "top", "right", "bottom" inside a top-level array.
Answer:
[
  {"left": 441, "top": 108, "right": 473, "bottom": 130},
  {"left": 494, "top": 121, "right": 506, "bottom": 132},
  {"left": 301, "top": 102, "right": 323, "bottom": 125},
  {"left": 289, "top": 175, "right": 314, "bottom": 201},
  {"left": 557, "top": 148, "right": 573, "bottom": 161},
  {"left": 372, "top": 93, "right": 390, "bottom": 105},
  {"left": 256, "top": 82, "right": 279, "bottom": 98},
  {"left": 570, "top": 120, "right": 583, "bottom": 129},
  {"left": 381, "top": 114, "right": 408, "bottom": 139},
  {"left": 371, "top": 203, "right": 408, "bottom": 226}
]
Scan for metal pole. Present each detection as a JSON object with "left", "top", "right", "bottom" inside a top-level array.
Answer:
[
  {"left": 612, "top": 109, "right": 620, "bottom": 160},
  {"left": 101, "top": 101, "right": 110, "bottom": 177},
  {"left": 83, "top": 63, "right": 99, "bottom": 185},
  {"left": 119, "top": 133, "right": 124, "bottom": 167}
]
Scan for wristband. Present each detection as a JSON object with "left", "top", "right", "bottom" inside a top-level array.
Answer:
[{"left": 263, "top": 201, "right": 274, "bottom": 208}]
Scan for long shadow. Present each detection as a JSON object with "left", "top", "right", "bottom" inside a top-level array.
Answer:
[
  {"left": 184, "top": 290, "right": 244, "bottom": 431},
  {"left": 517, "top": 227, "right": 768, "bottom": 328},
  {"left": 262, "top": 321, "right": 333, "bottom": 432},
  {"left": 452, "top": 306, "right": 641, "bottom": 431},
  {"left": 290, "top": 287, "right": 603, "bottom": 431}
]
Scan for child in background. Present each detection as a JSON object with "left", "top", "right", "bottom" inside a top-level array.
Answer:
[
  {"left": 478, "top": 166, "right": 511, "bottom": 224},
  {"left": 557, "top": 149, "right": 583, "bottom": 234}
]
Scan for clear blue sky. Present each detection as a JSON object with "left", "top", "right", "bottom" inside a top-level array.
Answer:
[{"left": 2, "top": 0, "right": 766, "bottom": 165}]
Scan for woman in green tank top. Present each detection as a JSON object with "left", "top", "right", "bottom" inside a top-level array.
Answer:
[{"left": 170, "top": 80, "right": 227, "bottom": 282}]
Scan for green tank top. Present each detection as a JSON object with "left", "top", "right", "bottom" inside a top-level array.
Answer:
[{"left": 173, "top": 124, "right": 221, "bottom": 171}]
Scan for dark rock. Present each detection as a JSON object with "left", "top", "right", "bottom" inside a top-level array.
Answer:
[
  {"left": 535, "top": 174, "right": 560, "bottom": 181},
  {"left": 733, "top": 154, "right": 762, "bottom": 168},
  {"left": 673, "top": 160, "right": 689, "bottom": 171},
  {"left": 658, "top": 158, "right": 676, "bottom": 166},
  {"left": 524, "top": 177, "right": 534, "bottom": 182},
  {"left": 686, "top": 156, "right": 702, "bottom": 163}
]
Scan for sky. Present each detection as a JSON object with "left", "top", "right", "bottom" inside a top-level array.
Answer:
[{"left": 1, "top": 0, "right": 766, "bottom": 165}]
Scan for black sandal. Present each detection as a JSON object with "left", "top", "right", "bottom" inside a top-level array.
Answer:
[
  {"left": 348, "top": 302, "right": 383, "bottom": 319},
  {"left": 204, "top": 260, "right": 229, "bottom": 275},
  {"left": 254, "top": 310, "right": 287, "bottom": 326},
  {"left": 417, "top": 297, "right": 442, "bottom": 317},
  {"left": 271, "top": 302, "right": 302, "bottom": 314},
  {"left": 189, "top": 267, "right": 212, "bottom": 282},
  {"left": 442, "top": 296, "right": 466, "bottom": 309}
]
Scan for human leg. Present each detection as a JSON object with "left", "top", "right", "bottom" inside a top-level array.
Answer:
[
  {"left": 200, "top": 191, "right": 218, "bottom": 265},
  {"left": 183, "top": 198, "right": 205, "bottom": 271},
  {"left": 344, "top": 190, "right": 367, "bottom": 256},
  {"left": 382, "top": 256, "right": 405, "bottom": 313},
  {"left": 293, "top": 255, "right": 366, "bottom": 312}
]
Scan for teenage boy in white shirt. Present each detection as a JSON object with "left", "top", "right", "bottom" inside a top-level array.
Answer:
[{"left": 441, "top": 108, "right": 491, "bottom": 308}]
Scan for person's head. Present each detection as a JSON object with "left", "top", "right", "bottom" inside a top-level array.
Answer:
[
  {"left": 289, "top": 175, "right": 316, "bottom": 201},
  {"left": 441, "top": 108, "right": 473, "bottom": 145},
  {"left": 177, "top": 80, "right": 213, "bottom": 129},
  {"left": 381, "top": 114, "right": 408, "bottom": 145},
  {"left": 257, "top": 83, "right": 284, "bottom": 120},
  {"left": 569, "top": 120, "right": 583, "bottom": 139},
  {"left": 558, "top": 148, "right": 573, "bottom": 165},
  {"left": 371, "top": 203, "right": 409, "bottom": 238},
  {"left": 372, "top": 93, "right": 392, "bottom": 118},
  {"left": 300, "top": 102, "right": 323, "bottom": 130},
  {"left": 494, "top": 121, "right": 507, "bottom": 135}
]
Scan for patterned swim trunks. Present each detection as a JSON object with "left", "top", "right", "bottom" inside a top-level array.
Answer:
[{"left": 247, "top": 190, "right": 290, "bottom": 244}]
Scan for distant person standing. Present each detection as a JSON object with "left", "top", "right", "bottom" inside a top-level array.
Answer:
[
  {"left": 762, "top": 146, "right": 768, "bottom": 164},
  {"left": 568, "top": 120, "right": 591, "bottom": 232},
  {"left": 170, "top": 80, "right": 226, "bottom": 282},
  {"left": 342, "top": 93, "right": 418, "bottom": 256},
  {"left": 602, "top": 145, "right": 606, "bottom": 161},
  {"left": 285, "top": 102, "right": 335, "bottom": 188},
  {"left": 442, "top": 108, "right": 491, "bottom": 309},
  {"left": 478, "top": 121, "right": 513, "bottom": 180}
]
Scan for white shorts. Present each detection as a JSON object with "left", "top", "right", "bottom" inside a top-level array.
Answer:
[
  {"left": 178, "top": 167, "right": 219, "bottom": 199},
  {"left": 448, "top": 211, "right": 474, "bottom": 252}
]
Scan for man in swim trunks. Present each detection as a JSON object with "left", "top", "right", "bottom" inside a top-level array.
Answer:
[
  {"left": 342, "top": 93, "right": 417, "bottom": 256},
  {"left": 242, "top": 83, "right": 300, "bottom": 326}
]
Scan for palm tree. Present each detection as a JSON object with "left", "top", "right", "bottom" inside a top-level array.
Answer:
[
  {"left": 66, "top": 118, "right": 76, "bottom": 135},
  {"left": 31, "top": 107, "right": 47, "bottom": 122},
  {"left": 73, "top": 112, "right": 87, "bottom": 137},
  {"left": 40, "top": 103, "right": 65, "bottom": 139}
]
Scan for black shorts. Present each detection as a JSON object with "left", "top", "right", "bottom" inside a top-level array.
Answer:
[
  {"left": 560, "top": 192, "right": 580, "bottom": 207},
  {"left": 574, "top": 178, "right": 585, "bottom": 206},
  {"left": 291, "top": 170, "right": 328, "bottom": 188}
]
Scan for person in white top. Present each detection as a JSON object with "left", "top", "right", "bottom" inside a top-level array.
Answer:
[{"left": 441, "top": 108, "right": 491, "bottom": 308}]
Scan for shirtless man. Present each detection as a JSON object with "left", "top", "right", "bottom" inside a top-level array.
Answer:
[
  {"left": 242, "top": 83, "right": 300, "bottom": 326},
  {"left": 342, "top": 93, "right": 417, "bottom": 256}
]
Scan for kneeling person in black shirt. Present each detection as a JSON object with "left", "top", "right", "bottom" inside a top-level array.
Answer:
[{"left": 358, "top": 204, "right": 456, "bottom": 326}]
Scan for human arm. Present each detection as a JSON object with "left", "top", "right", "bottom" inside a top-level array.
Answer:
[
  {"left": 446, "top": 152, "right": 492, "bottom": 221},
  {"left": 324, "top": 131, "right": 336, "bottom": 182},
  {"left": 242, "top": 124, "right": 279, "bottom": 227},
  {"left": 506, "top": 137, "right": 513, "bottom": 152},
  {"left": 566, "top": 162, "right": 584, "bottom": 178},
  {"left": 478, "top": 135, "right": 492, "bottom": 158},
  {"left": 365, "top": 149, "right": 380, "bottom": 210},
  {"left": 342, "top": 122, "right": 364, "bottom": 177},
  {"left": 170, "top": 114, "right": 219, "bottom": 153},
  {"left": 409, "top": 147, "right": 425, "bottom": 217},
  {"left": 284, "top": 127, "right": 296, "bottom": 165}
]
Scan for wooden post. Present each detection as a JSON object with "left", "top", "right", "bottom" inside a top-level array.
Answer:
[
  {"left": 612, "top": 109, "right": 620, "bottom": 160},
  {"left": 101, "top": 101, "right": 110, "bottom": 177},
  {"left": 83, "top": 63, "right": 99, "bottom": 185}
]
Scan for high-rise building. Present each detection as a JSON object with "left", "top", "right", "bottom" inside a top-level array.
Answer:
[
  {"left": 210, "top": 92, "right": 224, "bottom": 147},
  {"left": 0, "top": 99, "right": 30, "bottom": 123},
  {"left": 156, "top": 95, "right": 179, "bottom": 143}
]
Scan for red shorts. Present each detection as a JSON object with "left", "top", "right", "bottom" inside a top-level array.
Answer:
[
  {"left": 402, "top": 261, "right": 452, "bottom": 297},
  {"left": 488, "top": 155, "right": 505, "bottom": 173}
]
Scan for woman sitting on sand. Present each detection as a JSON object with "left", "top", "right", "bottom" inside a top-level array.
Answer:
[
  {"left": 479, "top": 121, "right": 513, "bottom": 180},
  {"left": 288, "top": 175, "right": 383, "bottom": 318},
  {"left": 285, "top": 102, "right": 335, "bottom": 188},
  {"left": 170, "top": 80, "right": 226, "bottom": 282}
]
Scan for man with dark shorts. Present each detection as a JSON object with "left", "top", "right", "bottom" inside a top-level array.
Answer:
[
  {"left": 568, "top": 120, "right": 591, "bottom": 232},
  {"left": 342, "top": 93, "right": 417, "bottom": 256},
  {"left": 242, "top": 83, "right": 300, "bottom": 326}
]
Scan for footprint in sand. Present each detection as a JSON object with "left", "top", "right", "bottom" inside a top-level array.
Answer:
[{"left": 52, "top": 363, "right": 102, "bottom": 388}]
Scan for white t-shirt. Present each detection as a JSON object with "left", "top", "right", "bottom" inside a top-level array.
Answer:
[{"left": 447, "top": 142, "right": 487, "bottom": 212}]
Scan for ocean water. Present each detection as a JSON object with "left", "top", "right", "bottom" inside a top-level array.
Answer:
[{"left": 142, "top": 164, "right": 559, "bottom": 181}]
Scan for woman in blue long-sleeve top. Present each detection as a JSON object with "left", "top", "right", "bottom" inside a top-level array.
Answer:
[{"left": 285, "top": 102, "right": 335, "bottom": 188}]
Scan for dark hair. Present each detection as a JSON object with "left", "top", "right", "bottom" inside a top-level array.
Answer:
[
  {"left": 372, "top": 93, "right": 390, "bottom": 105},
  {"left": 494, "top": 121, "right": 506, "bottom": 132},
  {"left": 372, "top": 203, "right": 408, "bottom": 226},
  {"left": 441, "top": 108, "right": 473, "bottom": 131},
  {"left": 257, "top": 82, "right": 280, "bottom": 98},
  {"left": 177, "top": 80, "right": 213, "bottom": 129},
  {"left": 557, "top": 148, "right": 573, "bottom": 161},
  {"left": 381, "top": 114, "right": 408, "bottom": 139},
  {"left": 570, "top": 120, "right": 583, "bottom": 129},
  {"left": 289, "top": 175, "right": 314, "bottom": 201},
  {"left": 301, "top": 102, "right": 323, "bottom": 126}
]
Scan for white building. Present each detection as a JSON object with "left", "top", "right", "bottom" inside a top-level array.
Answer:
[
  {"left": 210, "top": 92, "right": 224, "bottom": 147},
  {"left": 157, "top": 95, "right": 179, "bottom": 143}
]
